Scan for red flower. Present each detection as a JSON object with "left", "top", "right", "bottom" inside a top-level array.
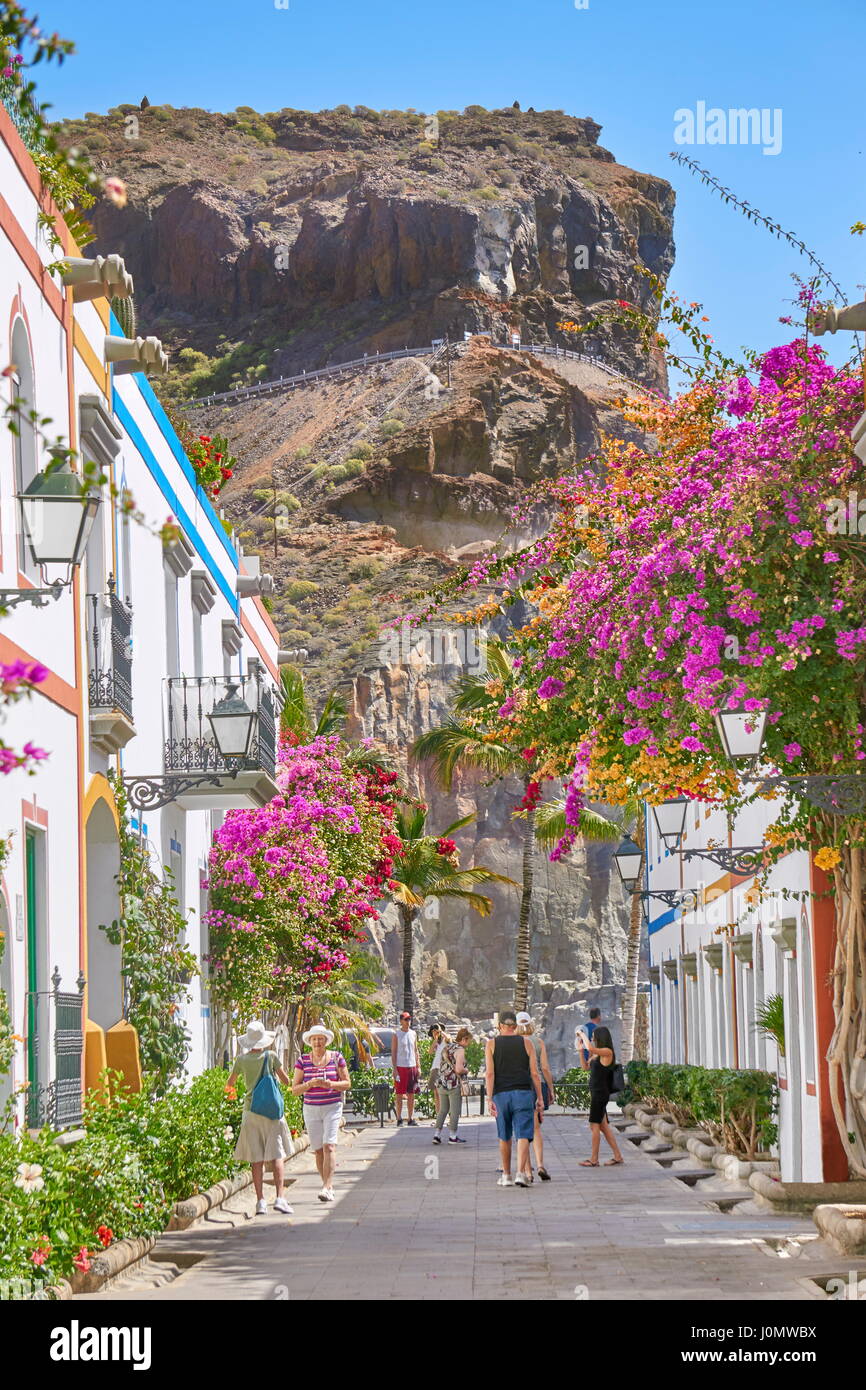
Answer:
[
  {"left": 520, "top": 747, "right": 537, "bottom": 762},
  {"left": 30, "top": 1241, "right": 51, "bottom": 1266},
  {"left": 96, "top": 1225, "right": 113, "bottom": 1248},
  {"left": 436, "top": 837, "right": 457, "bottom": 856},
  {"left": 73, "top": 1247, "right": 91, "bottom": 1273}
]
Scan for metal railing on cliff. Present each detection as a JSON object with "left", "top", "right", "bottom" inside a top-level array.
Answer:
[{"left": 188, "top": 338, "right": 640, "bottom": 408}]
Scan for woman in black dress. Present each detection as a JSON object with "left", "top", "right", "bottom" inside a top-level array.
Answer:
[{"left": 576, "top": 1026, "right": 624, "bottom": 1167}]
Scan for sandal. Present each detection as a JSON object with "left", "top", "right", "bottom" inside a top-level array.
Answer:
[
  {"left": 604, "top": 1158, "right": 624, "bottom": 1166},
  {"left": 537, "top": 1167, "right": 551, "bottom": 1181},
  {"left": 579, "top": 1159, "right": 599, "bottom": 1167}
]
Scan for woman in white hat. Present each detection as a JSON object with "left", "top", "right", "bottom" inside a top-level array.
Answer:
[
  {"left": 225, "top": 1020, "right": 295, "bottom": 1215},
  {"left": 292, "top": 1023, "right": 351, "bottom": 1202}
]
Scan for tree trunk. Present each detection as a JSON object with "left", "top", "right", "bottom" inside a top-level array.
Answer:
[
  {"left": 620, "top": 806, "right": 645, "bottom": 1065},
  {"left": 828, "top": 841, "right": 866, "bottom": 1176},
  {"left": 400, "top": 903, "right": 415, "bottom": 1016},
  {"left": 514, "top": 797, "right": 536, "bottom": 1012}
]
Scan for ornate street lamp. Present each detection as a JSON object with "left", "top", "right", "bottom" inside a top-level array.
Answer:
[
  {"left": 613, "top": 834, "right": 643, "bottom": 893},
  {"left": 1, "top": 464, "right": 100, "bottom": 611},
  {"left": 714, "top": 695, "right": 768, "bottom": 771},
  {"left": 651, "top": 797, "right": 689, "bottom": 851},
  {"left": 208, "top": 684, "right": 256, "bottom": 761}
]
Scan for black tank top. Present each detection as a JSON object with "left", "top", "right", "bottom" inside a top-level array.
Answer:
[
  {"left": 492, "top": 1034, "right": 532, "bottom": 1093},
  {"left": 590, "top": 1056, "right": 613, "bottom": 1096}
]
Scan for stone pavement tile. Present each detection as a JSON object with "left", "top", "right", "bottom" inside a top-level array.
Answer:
[{"left": 81, "top": 1113, "right": 866, "bottom": 1302}]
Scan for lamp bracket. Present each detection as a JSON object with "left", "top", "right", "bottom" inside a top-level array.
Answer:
[
  {"left": 640, "top": 889, "right": 697, "bottom": 909},
  {"left": 755, "top": 774, "right": 866, "bottom": 817},
  {"left": 0, "top": 581, "right": 65, "bottom": 612},
  {"left": 123, "top": 767, "right": 241, "bottom": 812},
  {"left": 682, "top": 846, "right": 764, "bottom": 875}
]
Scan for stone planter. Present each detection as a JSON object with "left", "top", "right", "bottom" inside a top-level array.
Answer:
[
  {"left": 749, "top": 1170, "right": 866, "bottom": 1214},
  {"left": 813, "top": 1203, "right": 866, "bottom": 1256},
  {"left": 713, "top": 1153, "right": 778, "bottom": 1182}
]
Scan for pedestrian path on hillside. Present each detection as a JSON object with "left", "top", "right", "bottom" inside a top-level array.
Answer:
[{"left": 78, "top": 1116, "right": 865, "bottom": 1302}]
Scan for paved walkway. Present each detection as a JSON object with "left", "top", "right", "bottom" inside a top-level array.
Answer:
[{"left": 81, "top": 1114, "right": 866, "bottom": 1302}]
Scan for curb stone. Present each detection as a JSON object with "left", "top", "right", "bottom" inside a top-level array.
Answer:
[{"left": 813, "top": 1203, "right": 866, "bottom": 1255}]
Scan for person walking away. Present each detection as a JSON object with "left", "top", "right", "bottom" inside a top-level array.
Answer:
[
  {"left": 432, "top": 1027, "right": 471, "bottom": 1144},
  {"left": 485, "top": 1010, "right": 543, "bottom": 1187},
  {"left": 576, "top": 1025, "right": 623, "bottom": 1167},
  {"left": 517, "top": 1012, "right": 555, "bottom": 1180},
  {"left": 391, "top": 1011, "right": 421, "bottom": 1125},
  {"left": 427, "top": 1022, "right": 445, "bottom": 1105},
  {"left": 577, "top": 1007, "right": 602, "bottom": 1070},
  {"left": 226, "top": 1020, "right": 295, "bottom": 1215},
  {"left": 292, "top": 1024, "right": 351, "bottom": 1201}
]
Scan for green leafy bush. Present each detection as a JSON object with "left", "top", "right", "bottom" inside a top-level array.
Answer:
[
  {"left": 0, "top": 1067, "right": 304, "bottom": 1296},
  {"left": 282, "top": 579, "right": 319, "bottom": 602},
  {"left": 380, "top": 418, "right": 404, "bottom": 438},
  {"left": 625, "top": 1060, "right": 778, "bottom": 1158}
]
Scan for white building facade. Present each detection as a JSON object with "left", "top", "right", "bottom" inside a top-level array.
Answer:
[
  {"left": 0, "top": 102, "right": 282, "bottom": 1127},
  {"left": 645, "top": 792, "right": 846, "bottom": 1185}
]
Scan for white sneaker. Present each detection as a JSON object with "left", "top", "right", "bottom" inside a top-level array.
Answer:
[
  {"left": 273, "top": 1197, "right": 293, "bottom": 1214},
  {"left": 514, "top": 1172, "right": 529, "bottom": 1187},
  {"left": 318, "top": 1186, "right": 335, "bottom": 1202},
  {"left": 255, "top": 1198, "right": 267, "bottom": 1215},
  {"left": 496, "top": 1174, "right": 514, "bottom": 1187}
]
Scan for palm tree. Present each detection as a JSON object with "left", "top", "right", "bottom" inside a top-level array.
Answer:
[
  {"left": 387, "top": 805, "right": 517, "bottom": 1014},
  {"left": 279, "top": 665, "right": 346, "bottom": 739},
  {"left": 412, "top": 640, "right": 623, "bottom": 1012},
  {"left": 533, "top": 796, "right": 644, "bottom": 1062}
]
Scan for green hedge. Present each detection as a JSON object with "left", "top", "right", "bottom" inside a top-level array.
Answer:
[
  {"left": 0, "top": 1069, "right": 303, "bottom": 1297},
  {"left": 624, "top": 1060, "right": 778, "bottom": 1158}
]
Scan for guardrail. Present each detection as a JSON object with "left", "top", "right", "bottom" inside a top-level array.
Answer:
[
  {"left": 190, "top": 339, "right": 638, "bottom": 408},
  {"left": 344, "top": 1076, "right": 591, "bottom": 1126}
]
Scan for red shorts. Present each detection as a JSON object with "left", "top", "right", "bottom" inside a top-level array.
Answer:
[{"left": 395, "top": 1066, "right": 420, "bottom": 1095}]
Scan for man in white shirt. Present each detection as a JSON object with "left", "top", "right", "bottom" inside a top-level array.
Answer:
[{"left": 391, "top": 1011, "right": 421, "bottom": 1125}]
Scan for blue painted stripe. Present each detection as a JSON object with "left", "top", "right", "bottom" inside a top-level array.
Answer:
[
  {"left": 112, "top": 390, "right": 239, "bottom": 616},
  {"left": 648, "top": 906, "right": 678, "bottom": 935},
  {"left": 108, "top": 310, "right": 238, "bottom": 566}
]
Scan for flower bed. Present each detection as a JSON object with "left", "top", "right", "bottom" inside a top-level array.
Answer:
[
  {"left": 624, "top": 1060, "right": 777, "bottom": 1159},
  {"left": 0, "top": 1069, "right": 303, "bottom": 1296}
]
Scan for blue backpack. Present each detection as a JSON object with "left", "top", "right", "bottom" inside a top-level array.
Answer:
[{"left": 250, "top": 1052, "right": 284, "bottom": 1120}]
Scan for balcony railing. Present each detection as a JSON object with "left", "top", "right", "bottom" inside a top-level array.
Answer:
[
  {"left": 87, "top": 577, "right": 133, "bottom": 722},
  {"left": 165, "top": 672, "right": 277, "bottom": 779}
]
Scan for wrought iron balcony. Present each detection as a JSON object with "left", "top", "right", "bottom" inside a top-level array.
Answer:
[
  {"left": 123, "top": 670, "right": 278, "bottom": 811},
  {"left": 86, "top": 576, "right": 135, "bottom": 753}
]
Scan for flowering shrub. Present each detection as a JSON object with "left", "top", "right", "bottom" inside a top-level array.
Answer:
[
  {"left": 206, "top": 736, "right": 401, "bottom": 1023},
  {"left": 0, "top": 660, "right": 49, "bottom": 774},
  {"left": 0, "top": 1067, "right": 303, "bottom": 1295},
  {"left": 451, "top": 342, "right": 865, "bottom": 826}
]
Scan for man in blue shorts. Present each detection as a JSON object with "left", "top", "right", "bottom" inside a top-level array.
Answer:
[{"left": 485, "top": 1009, "right": 544, "bottom": 1187}]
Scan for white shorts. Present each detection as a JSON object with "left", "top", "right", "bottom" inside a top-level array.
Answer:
[{"left": 303, "top": 1102, "right": 342, "bottom": 1150}]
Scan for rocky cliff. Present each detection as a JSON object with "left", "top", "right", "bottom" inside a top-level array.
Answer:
[{"left": 68, "top": 104, "right": 673, "bottom": 1060}]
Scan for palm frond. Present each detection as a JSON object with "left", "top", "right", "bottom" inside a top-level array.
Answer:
[
  {"left": 441, "top": 812, "right": 477, "bottom": 837},
  {"left": 315, "top": 687, "right": 347, "bottom": 738},
  {"left": 279, "top": 665, "right": 313, "bottom": 738},
  {"left": 425, "top": 887, "right": 494, "bottom": 916},
  {"left": 528, "top": 798, "right": 621, "bottom": 848}
]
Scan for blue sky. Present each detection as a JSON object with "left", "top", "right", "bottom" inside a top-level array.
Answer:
[{"left": 31, "top": 0, "right": 866, "bottom": 375}]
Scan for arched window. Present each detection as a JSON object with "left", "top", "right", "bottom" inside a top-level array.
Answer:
[{"left": 9, "top": 317, "right": 38, "bottom": 578}]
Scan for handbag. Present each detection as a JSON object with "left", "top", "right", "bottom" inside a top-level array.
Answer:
[
  {"left": 609, "top": 1062, "right": 626, "bottom": 1095},
  {"left": 250, "top": 1052, "right": 285, "bottom": 1120}
]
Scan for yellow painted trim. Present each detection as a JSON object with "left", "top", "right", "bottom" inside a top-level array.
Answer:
[
  {"left": 73, "top": 319, "right": 110, "bottom": 395},
  {"left": 92, "top": 297, "right": 111, "bottom": 329},
  {"left": 83, "top": 773, "right": 120, "bottom": 830}
]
